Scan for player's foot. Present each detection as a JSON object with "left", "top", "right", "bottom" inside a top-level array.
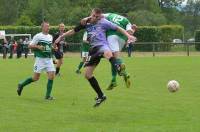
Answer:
[
  {"left": 75, "top": 70, "right": 81, "bottom": 74},
  {"left": 45, "top": 96, "right": 55, "bottom": 100},
  {"left": 93, "top": 95, "right": 107, "bottom": 107},
  {"left": 118, "top": 64, "right": 126, "bottom": 76},
  {"left": 124, "top": 74, "right": 131, "bottom": 88},
  {"left": 17, "top": 84, "right": 23, "bottom": 96},
  {"left": 107, "top": 81, "right": 117, "bottom": 90}
]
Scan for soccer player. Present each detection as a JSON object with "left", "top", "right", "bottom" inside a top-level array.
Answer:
[
  {"left": 81, "top": 13, "right": 137, "bottom": 90},
  {"left": 53, "top": 23, "right": 66, "bottom": 76},
  {"left": 17, "top": 21, "right": 56, "bottom": 100},
  {"left": 55, "top": 8, "right": 136, "bottom": 107},
  {"left": 75, "top": 31, "right": 90, "bottom": 74},
  {"left": 104, "top": 13, "right": 136, "bottom": 90}
]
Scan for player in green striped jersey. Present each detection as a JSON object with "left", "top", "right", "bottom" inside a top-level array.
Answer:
[
  {"left": 76, "top": 31, "right": 91, "bottom": 74},
  {"left": 104, "top": 13, "right": 136, "bottom": 90},
  {"left": 17, "top": 21, "right": 56, "bottom": 100}
]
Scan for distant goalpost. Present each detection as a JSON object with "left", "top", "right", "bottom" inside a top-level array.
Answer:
[
  {"left": 0, "top": 33, "right": 33, "bottom": 57},
  {"left": 5, "top": 34, "right": 32, "bottom": 40}
]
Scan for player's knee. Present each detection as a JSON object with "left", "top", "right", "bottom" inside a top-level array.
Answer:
[
  {"left": 105, "top": 51, "right": 113, "bottom": 59},
  {"left": 84, "top": 72, "right": 92, "bottom": 79},
  {"left": 48, "top": 76, "right": 54, "bottom": 80},
  {"left": 60, "top": 61, "right": 63, "bottom": 65},
  {"left": 32, "top": 76, "right": 39, "bottom": 81},
  {"left": 49, "top": 74, "right": 55, "bottom": 80}
]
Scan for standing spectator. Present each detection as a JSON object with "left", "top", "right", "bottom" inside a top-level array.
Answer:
[
  {"left": 9, "top": 40, "right": 14, "bottom": 59},
  {"left": 127, "top": 43, "right": 134, "bottom": 57},
  {"left": 126, "top": 24, "right": 137, "bottom": 57},
  {"left": 23, "top": 38, "right": 30, "bottom": 58},
  {"left": 13, "top": 40, "right": 17, "bottom": 54},
  {"left": 16, "top": 39, "right": 23, "bottom": 58},
  {"left": 2, "top": 37, "right": 8, "bottom": 59}
]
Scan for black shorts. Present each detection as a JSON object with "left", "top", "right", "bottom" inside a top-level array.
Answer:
[
  {"left": 54, "top": 51, "right": 63, "bottom": 59},
  {"left": 84, "top": 46, "right": 104, "bottom": 67}
]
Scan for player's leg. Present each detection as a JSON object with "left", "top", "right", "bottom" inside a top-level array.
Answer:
[
  {"left": 55, "top": 52, "right": 63, "bottom": 76},
  {"left": 117, "top": 38, "right": 131, "bottom": 88},
  {"left": 55, "top": 58, "right": 62, "bottom": 75},
  {"left": 85, "top": 65, "right": 106, "bottom": 107},
  {"left": 84, "top": 48, "right": 106, "bottom": 107},
  {"left": 46, "top": 71, "right": 55, "bottom": 100},
  {"left": 17, "top": 72, "right": 40, "bottom": 96},
  {"left": 17, "top": 58, "right": 42, "bottom": 96},
  {"left": 45, "top": 59, "right": 56, "bottom": 100},
  {"left": 76, "top": 52, "right": 87, "bottom": 74},
  {"left": 104, "top": 49, "right": 127, "bottom": 78},
  {"left": 107, "top": 35, "right": 121, "bottom": 90}
]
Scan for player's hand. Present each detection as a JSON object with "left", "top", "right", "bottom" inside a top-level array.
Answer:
[
  {"left": 127, "top": 35, "right": 137, "bottom": 43},
  {"left": 37, "top": 45, "right": 44, "bottom": 51},
  {"left": 80, "top": 16, "right": 91, "bottom": 25},
  {"left": 52, "top": 45, "right": 58, "bottom": 51}
]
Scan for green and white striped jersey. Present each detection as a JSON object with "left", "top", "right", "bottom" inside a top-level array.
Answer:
[{"left": 30, "top": 32, "right": 53, "bottom": 58}]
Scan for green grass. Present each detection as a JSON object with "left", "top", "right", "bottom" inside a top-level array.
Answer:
[{"left": 0, "top": 56, "right": 200, "bottom": 132}]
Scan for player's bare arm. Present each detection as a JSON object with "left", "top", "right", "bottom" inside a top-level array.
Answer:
[
  {"left": 116, "top": 26, "right": 137, "bottom": 43},
  {"left": 55, "top": 24, "right": 86, "bottom": 44},
  {"left": 55, "top": 29, "right": 76, "bottom": 44},
  {"left": 28, "top": 44, "right": 44, "bottom": 51}
]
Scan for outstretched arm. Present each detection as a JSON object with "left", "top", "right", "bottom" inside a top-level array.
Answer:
[
  {"left": 55, "top": 24, "right": 86, "bottom": 44},
  {"left": 116, "top": 26, "right": 137, "bottom": 43},
  {"left": 55, "top": 29, "right": 76, "bottom": 44}
]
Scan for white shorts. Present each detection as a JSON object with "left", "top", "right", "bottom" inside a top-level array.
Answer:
[
  {"left": 34, "top": 57, "right": 55, "bottom": 73},
  {"left": 107, "top": 35, "right": 126, "bottom": 52},
  {"left": 81, "top": 52, "right": 89, "bottom": 58}
]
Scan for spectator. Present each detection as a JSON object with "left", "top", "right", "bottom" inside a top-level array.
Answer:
[
  {"left": 127, "top": 43, "right": 134, "bottom": 57},
  {"left": 127, "top": 24, "right": 137, "bottom": 57},
  {"left": 2, "top": 37, "right": 8, "bottom": 59},
  {"left": 13, "top": 41, "right": 17, "bottom": 54},
  {"left": 16, "top": 39, "right": 23, "bottom": 58},
  {"left": 23, "top": 38, "right": 30, "bottom": 58},
  {"left": 9, "top": 40, "right": 14, "bottom": 59}
]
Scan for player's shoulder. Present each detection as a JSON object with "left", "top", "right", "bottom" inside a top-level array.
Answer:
[
  {"left": 32, "top": 32, "right": 42, "bottom": 40},
  {"left": 34, "top": 32, "right": 42, "bottom": 37},
  {"left": 48, "top": 33, "right": 53, "bottom": 38},
  {"left": 100, "top": 18, "right": 111, "bottom": 23},
  {"left": 103, "top": 13, "right": 111, "bottom": 18}
]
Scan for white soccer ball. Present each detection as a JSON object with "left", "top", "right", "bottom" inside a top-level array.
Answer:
[{"left": 167, "top": 80, "right": 180, "bottom": 92}]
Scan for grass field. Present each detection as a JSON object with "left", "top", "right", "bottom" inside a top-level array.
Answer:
[{"left": 0, "top": 56, "right": 200, "bottom": 132}]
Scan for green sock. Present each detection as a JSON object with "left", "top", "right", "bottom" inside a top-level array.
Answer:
[
  {"left": 46, "top": 79, "right": 53, "bottom": 97},
  {"left": 20, "top": 77, "right": 34, "bottom": 87},
  {"left": 116, "top": 58, "right": 123, "bottom": 64},
  {"left": 78, "top": 62, "right": 84, "bottom": 70},
  {"left": 111, "top": 64, "right": 117, "bottom": 83}
]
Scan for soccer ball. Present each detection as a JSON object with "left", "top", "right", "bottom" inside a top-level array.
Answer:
[{"left": 167, "top": 80, "right": 180, "bottom": 92}]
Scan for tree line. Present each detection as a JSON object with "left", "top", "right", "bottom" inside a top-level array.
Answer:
[{"left": 0, "top": 0, "right": 199, "bottom": 38}]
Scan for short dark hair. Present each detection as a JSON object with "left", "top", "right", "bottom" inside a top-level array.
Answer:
[
  {"left": 92, "top": 8, "right": 102, "bottom": 14},
  {"left": 59, "top": 23, "right": 65, "bottom": 27},
  {"left": 41, "top": 21, "right": 49, "bottom": 27}
]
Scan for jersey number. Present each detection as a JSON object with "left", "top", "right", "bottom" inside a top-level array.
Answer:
[
  {"left": 45, "top": 45, "right": 51, "bottom": 51},
  {"left": 112, "top": 16, "right": 123, "bottom": 25}
]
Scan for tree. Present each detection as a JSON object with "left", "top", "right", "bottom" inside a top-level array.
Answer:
[
  {"left": 0, "top": 0, "right": 18, "bottom": 25},
  {"left": 16, "top": 15, "right": 33, "bottom": 26},
  {"left": 128, "top": 10, "right": 167, "bottom": 26},
  {"left": 158, "top": 0, "right": 184, "bottom": 8},
  {"left": 182, "top": 0, "right": 200, "bottom": 37}
]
